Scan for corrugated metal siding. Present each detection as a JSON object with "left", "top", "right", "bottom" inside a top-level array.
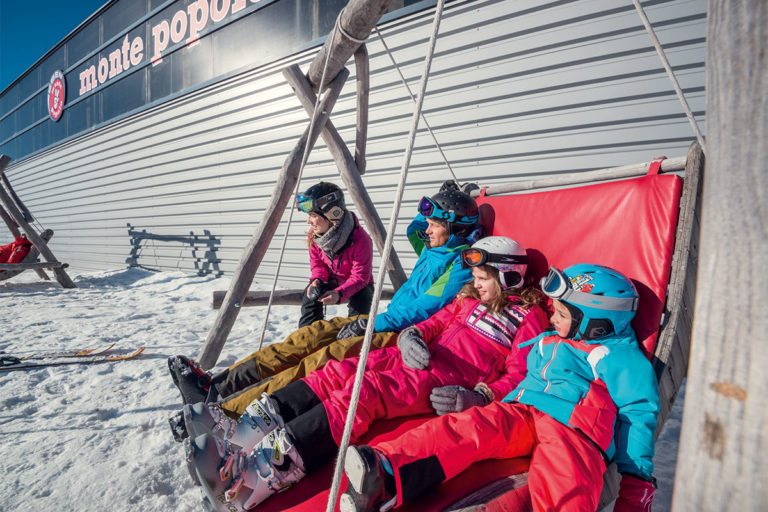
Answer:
[{"left": 0, "top": 0, "right": 706, "bottom": 286}]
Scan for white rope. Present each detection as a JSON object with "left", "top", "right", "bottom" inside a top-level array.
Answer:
[
  {"left": 256, "top": 23, "right": 339, "bottom": 350},
  {"left": 335, "top": 8, "right": 367, "bottom": 44},
  {"left": 374, "top": 26, "right": 459, "bottom": 184},
  {"left": 632, "top": 0, "right": 707, "bottom": 154},
  {"left": 324, "top": 0, "right": 447, "bottom": 509}
]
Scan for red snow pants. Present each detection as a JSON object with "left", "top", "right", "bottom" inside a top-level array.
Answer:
[
  {"left": 302, "top": 346, "right": 481, "bottom": 445},
  {"left": 375, "top": 401, "right": 606, "bottom": 511}
]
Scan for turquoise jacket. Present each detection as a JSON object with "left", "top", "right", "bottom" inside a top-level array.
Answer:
[
  {"left": 373, "top": 214, "right": 472, "bottom": 333},
  {"left": 504, "top": 328, "right": 659, "bottom": 479}
]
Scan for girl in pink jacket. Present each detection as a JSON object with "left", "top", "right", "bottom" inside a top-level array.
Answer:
[
  {"left": 187, "top": 236, "right": 550, "bottom": 512},
  {"left": 296, "top": 182, "right": 374, "bottom": 327}
]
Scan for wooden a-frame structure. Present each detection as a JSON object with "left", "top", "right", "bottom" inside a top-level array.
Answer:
[
  {"left": 0, "top": 155, "right": 76, "bottom": 288},
  {"left": 199, "top": 0, "right": 405, "bottom": 369}
]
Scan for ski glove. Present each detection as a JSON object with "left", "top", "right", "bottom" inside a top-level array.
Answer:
[
  {"left": 398, "top": 327, "right": 430, "bottom": 369},
  {"left": 337, "top": 318, "right": 368, "bottom": 339},
  {"left": 306, "top": 280, "right": 325, "bottom": 301},
  {"left": 429, "top": 385, "right": 490, "bottom": 415},
  {"left": 613, "top": 474, "right": 656, "bottom": 512}
]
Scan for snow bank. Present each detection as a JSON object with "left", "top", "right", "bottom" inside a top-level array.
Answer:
[{"left": 0, "top": 268, "right": 683, "bottom": 511}]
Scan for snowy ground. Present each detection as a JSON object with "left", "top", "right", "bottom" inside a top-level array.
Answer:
[{"left": 0, "top": 268, "right": 683, "bottom": 511}]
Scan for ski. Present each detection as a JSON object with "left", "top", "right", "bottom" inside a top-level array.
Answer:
[
  {"left": 0, "top": 343, "right": 117, "bottom": 361},
  {"left": 0, "top": 347, "right": 146, "bottom": 372}
]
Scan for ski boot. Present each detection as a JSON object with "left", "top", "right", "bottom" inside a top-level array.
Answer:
[
  {"left": 340, "top": 445, "right": 397, "bottom": 512},
  {"left": 190, "top": 429, "right": 306, "bottom": 511},
  {"left": 168, "top": 355, "right": 214, "bottom": 405},
  {"left": 183, "top": 394, "right": 284, "bottom": 452}
]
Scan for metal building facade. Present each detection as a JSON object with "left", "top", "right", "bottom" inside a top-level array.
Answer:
[{"left": 0, "top": 0, "right": 706, "bottom": 286}]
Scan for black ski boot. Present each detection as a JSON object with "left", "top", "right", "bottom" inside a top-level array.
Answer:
[
  {"left": 168, "top": 355, "right": 213, "bottom": 405},
  {"left": 340, "top": 445, "right": 397, "bottom": 512}
]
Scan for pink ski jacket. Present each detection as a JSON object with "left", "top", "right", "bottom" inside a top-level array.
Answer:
[
  {"left": 414, "top": 295, "right": 550, "bottom": 400},
  {"left": 308, "top": 214, "right": 373, "bottom": 302}
]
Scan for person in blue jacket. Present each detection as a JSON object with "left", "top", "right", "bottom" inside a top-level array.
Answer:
[
  {"left": 167, "top": 182, "right": 481, "bottom": 430},
  {"left": 340, "top": 263, "right": 660, "bottom": 512}
]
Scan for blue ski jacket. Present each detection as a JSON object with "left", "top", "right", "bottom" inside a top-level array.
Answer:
[
  {"left": 504, "top": 328, "right": 659, "bottom": 480},
  {"left": 373, "top": 214, "right": 472, "bottom": 333}
]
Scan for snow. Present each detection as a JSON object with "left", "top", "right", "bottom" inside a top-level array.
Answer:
[{"left": 0, "top": 268, "right": 683, "bottom": 511}]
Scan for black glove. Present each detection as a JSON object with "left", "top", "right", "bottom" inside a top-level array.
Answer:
[
  {"left": 429, "top": 385, "right": 490, "bottom": 415},
  {"left": 398, "top": 327, "right": 430, "bottom": 369},
  {"left": 461, "top": 182, "right": 480, "bottom": 195},
  {"left": 337, "top": 318, "right": 368, "bottom": 339},
  {"left": 306, "top": 280, "right": 326, "bottom": 301},
  {"left": 439, "top": 180, "right": 460, "bottom": 193}
]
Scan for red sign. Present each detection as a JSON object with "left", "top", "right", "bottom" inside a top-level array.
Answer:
[{"left": 48, "top": 70, "right": 66, "bottom": 122}]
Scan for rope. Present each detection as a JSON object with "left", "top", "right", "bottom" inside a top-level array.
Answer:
[
  {"left": 374, "top": 27, "right": 459, "bottom": 184},
  {"left": 324, "top": 0, "right": 447, "bottom": 509},
  {"left": 335, "top": 8, "right": 368, "bottom": 44},
  {"left": 256, "top": 23, "right": 339, "bottom": 350},
  {"left": 631, "top": 0, "right": 707, "bottom": 154}
]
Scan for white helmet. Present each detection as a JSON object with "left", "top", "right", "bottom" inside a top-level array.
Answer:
[{"left": 461, "top": 236, "right": 529, "bottom": 290}]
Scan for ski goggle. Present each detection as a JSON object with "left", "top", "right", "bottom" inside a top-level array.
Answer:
[
  {"left": 461, "top": 248, "right": 528, "bottom": 269},
  {"left": 296, "top": 191, "right": 340, "bottom": 215},
  {"left": 418, "top": 196, "right": 478, "bottom": 225},
  {"left": 540, "top": 266, "right": 638, "bottom": 312}
]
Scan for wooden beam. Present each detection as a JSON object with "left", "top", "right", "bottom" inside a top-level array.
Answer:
[
  {"left": 307, "top": 0, "right": 391, "bottom": 91},
  {"left": 284, "top": 64, "right": 408, "bottom": 289},
  {"left": 673, "top": 2, "right": 767, "bottom": 510},
  {"left": 198, "top": 68, "right": 350, "bottom": 370},
  {"left": 212, "top": 288, "right": 395, "bottom": 309},
  {"left": 0, "top": 164, "right": 76, "bottom": 288},
  {"left": 354, "top": 44, "right": 369, "bottom": 174},
  {"left": 472, "top": 157, "right": 686, "bottom": 197},
  {"left": 0, "top": 261, "right": 67, "bottom": 270},
  {"left": 0, "top": 157, "right": 21, "bottom": 238}
]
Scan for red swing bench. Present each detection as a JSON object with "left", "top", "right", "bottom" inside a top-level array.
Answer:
[{"left": 256, "top": 143, "right": 702, "bottom": 511}]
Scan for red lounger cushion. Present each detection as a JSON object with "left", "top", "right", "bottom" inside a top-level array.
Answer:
[{"left": 257, "top": 172, "right": 683, "bottom": 511}]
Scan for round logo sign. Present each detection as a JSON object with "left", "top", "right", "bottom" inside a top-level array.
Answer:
[{"left": 47, "top": 70, "right": 66, "bottom": 122}]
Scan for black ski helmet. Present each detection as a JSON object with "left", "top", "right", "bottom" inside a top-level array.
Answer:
[
  {"left": 419, "top": 189, "right": 479, "bottom": 236},
  {"left": 296, "top": 182, "right": 346, "bottom": 222}
]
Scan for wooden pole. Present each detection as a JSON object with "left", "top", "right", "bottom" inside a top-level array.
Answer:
[
  {"left": 672, "top": 2, "right": 767, "bottom": 510},
  {"left": 0, "top": 157, "right": 21, "bottom": 238},
  {"left": 307, "top": 0, "right": 390, "bottom": 91},
  {"left": 211, "top": 288, "right": 395, "bottom": 309},
  {"left": 354, "top": 44, "right": 369, "bottom": 174},
  {"left": 472, "top": 157, "right": 686, "bottom": 197},
  {"left": 0, "top": 157, "right": 75, "bottom": 288},
  {"left": 284, "top": 64, "right": 408, "bottom": 289},
  {"left": 198, "top": 69, "right": 349, "bottom": 369}
]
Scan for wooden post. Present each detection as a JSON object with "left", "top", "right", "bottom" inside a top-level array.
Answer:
[
  {"left": 284, "top": 64, "right": 408, "bottom": 289},
  {"left": 0, "top": 156, "right": 75, "bottom": 288},
  {"left": 307, "top": 0, "right": 391, "bottom": 91},
  {"left": 0, "top": 203, "right": 21, "bottom": 239},
  {"left": 354, "top": 44, "right": 369, "bottom": 174},
  {"left": 672, "top": 2, "right": 767, "bottom": 510},
  {"left": 198, "top": 69, "right": 350, "bottom": 369}
]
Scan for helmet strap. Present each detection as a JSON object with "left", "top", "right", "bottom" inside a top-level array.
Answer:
[
  {"left": 500, "top": 271, "right": 523, "bottom": 290},
  {"left": 563, "top": 302, "right": 583, "bottom": 339},
  {"left": 582, "top": 319, "right": 615, "bottom": 340}
]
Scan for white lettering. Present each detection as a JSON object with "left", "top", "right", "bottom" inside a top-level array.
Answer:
[
  {"left": 170, "top": 11, "right": 188, "bottom": 44},
  {"left": 232, "top": 0, "right": 246, "bottom": 13},
  {"left": 108, "top": 48, "right": 123, "bottom": 78},
  {"left": 79, "top": 66, "right": 97, "bottom": 95},
  {"left": 130, "top": 37, "right": 144, "bottom": 66},
  {"left": 187, "top": 0, "right": 210, "bottom": 45},
  {"left": 97, "top": 57, "right": 109, "bottom": 83},
  {"left": 121, "top": 36, "right": 131, "bottom": 71},
  {"left": 151, "top": 20, "right": 170, "bottom": 64},
  {"left": 210, "top": 0, "right": 231, "bottom": 22}
]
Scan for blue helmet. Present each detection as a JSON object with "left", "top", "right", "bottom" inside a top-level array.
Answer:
[{"left": 541, "top": 263, "right": 639, "bottom": 340}]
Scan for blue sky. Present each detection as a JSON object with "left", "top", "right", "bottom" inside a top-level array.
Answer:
[{"left": 0, "top": 0, "right": 106, "bottom": 93}]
